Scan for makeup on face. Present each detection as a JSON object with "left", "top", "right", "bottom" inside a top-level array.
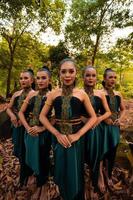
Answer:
[
  {"left": 104, "top": 72, "right": 117, "bottom": 87},
  {"left": 84, "top": 68, "right": 97, "bottom": 86},
  {"left": 36, "top": 71, "right": 50, "bottom": 89},
  {"left": 19, "top": 72, "right": 33, "bottom": 89},
  {"left": 60, "top": 62, "right": 76, "bottom": 86}
]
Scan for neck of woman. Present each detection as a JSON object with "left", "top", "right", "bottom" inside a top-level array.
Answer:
[
  {"left": 84, "top": 85, "right": 94, "bottom": 97},
  {"left": 62, "top": 84, "right": 75, "bottom": 96},
  {"left": 23, "top": 87, "right": 32, "bottom": 93},
  {"left": 38, "top": 88, "right": 49, "bottom": 96}
]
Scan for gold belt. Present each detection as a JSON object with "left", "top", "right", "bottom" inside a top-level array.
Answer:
[{"left": 55, "top": 118, "right": 82, "bottom": 125}]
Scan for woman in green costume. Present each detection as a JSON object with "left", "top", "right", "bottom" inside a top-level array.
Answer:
[
  {"left": 101, "top": 68, "right": 125, "bottom": 190},
  {"left": 40, "top": 58, "right": 97, "bottom": 200},
  {"left": 6, "top": 69, "right": 34, "bottom": 186},
  {"left": 19, "top": 67, "right": 52, "bottom": 198},
  {"left": 82, "top": 66, "right": 111, "bottom": 199}
]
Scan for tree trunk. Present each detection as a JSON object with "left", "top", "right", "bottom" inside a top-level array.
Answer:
[
  {"left": 119, "top": 64, "right": 123, "bottom": 85},
  {"left": 6, "top": 54, "right": 13, "bottom": 98},
  {"left": 91, "top": 34, "right": 100, "bottom": 66},
  {"left": 91, "top": 1, "right": 113, "bottom": 66}
]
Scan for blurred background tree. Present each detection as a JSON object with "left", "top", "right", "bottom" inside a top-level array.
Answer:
[
  {"left": 0, "top": 0, "right": 65, "bottom": 97},
  {"left": 0, "top": 0, "right": 132, "bottom": 98}
]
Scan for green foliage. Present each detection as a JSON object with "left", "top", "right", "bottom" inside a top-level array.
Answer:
[
  {"left": 13, "top": 33, "right": 50, "bottom": 72},
  {"left": 37, "top": 0, "right": 66, "bottom": 34},
  {"left": 0, "top": 40, "right": 10, "bottom": 69},
  {"left": 0, "top": 0, "right": 132, "bottom": 98},
  {"left": 49, "top": 41, "right": 69, "bottom": 66},
  {"left": 106, "top": 38, "right": 133, "bottom": 85},
  {"left": 0, "top": 69, "right": 8, "bottom": 95},
  {"left": 65, "top": 0, "right": 133, "bottom": 64},
  {"left": 48, "top": 41, "right": 70, "bottom": 83},
  {"left": 0, "top": 33, "right": 50, "bottom": 95},
  {"left": 72, "top": 43, "right": 133, "bottom": 97},
  {"left": 120, "top": 69, "right": 133, "bottom": 98},
  {"left": 0, "top": 0, "right": 66, "bottom": 96}
]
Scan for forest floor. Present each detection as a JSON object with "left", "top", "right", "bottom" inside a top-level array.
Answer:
[{"left": 0, "top": 99, "right": 133, "bottom": 200}]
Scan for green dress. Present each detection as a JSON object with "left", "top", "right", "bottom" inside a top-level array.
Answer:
[
  {"left": 24, "top": 95, "right": 51, "bottom": 187},
  {"left": 52, "top": 96, "right": 85, "bottom": 200},
  {"left": 82, "top": 95, "right": 107, "bottom": 191},
  {"left": 11, "top": 91, "right": 33, "bottom": 186},
  {"left": 103, "top": 94, "right": 121, "bottom": 178},
  {"left": 12, "top": 95, "right": 25, "bottom": 158}
]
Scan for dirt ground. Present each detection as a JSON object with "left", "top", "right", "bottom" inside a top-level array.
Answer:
[{"left": 121, "top": 99, "right": 133, "bottom": 130}]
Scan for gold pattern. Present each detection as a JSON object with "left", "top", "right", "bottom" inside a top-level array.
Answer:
[
  {"left": 105, "top": 87, "right": 118, "bottom": 121},
  {"left": 84, "top": 85, "right": 94, "bottom": 105},
  {"left": 29, "top": 89, "right": 48, "bottom": 126},
  {"left": 60, "top": 84, "right": 74, "bottom": 135}
]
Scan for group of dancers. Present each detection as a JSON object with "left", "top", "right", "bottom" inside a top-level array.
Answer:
[{"left": 6, "top": 58, "right": 125, "bottom": 200}]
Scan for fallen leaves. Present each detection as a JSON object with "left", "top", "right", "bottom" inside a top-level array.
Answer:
[
  {"left": 0, "top": 139, "right": 32, "bottom": 199},
  {"left": 0, "top": 139, "right": 60, "bottom": 200}
]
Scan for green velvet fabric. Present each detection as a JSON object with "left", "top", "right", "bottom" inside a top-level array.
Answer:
[{"left": 52, "top": 96, "right": 85, "bottom": 200}]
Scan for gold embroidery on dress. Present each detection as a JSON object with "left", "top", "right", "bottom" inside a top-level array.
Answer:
[{"left": 60, "top": 84, "right": 74, "bottom": 135}]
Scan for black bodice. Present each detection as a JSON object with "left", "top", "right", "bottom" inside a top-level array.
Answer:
[
  {"left": 53, "top": 96, "right": 83, "bottom": 119},
  {"left": 27, "top": 95, "right": 47, "bottom": 115},
  {"left": 105, "top": 95, "right": 121, "bottom": 112},
  {"left": 25, "top": 95, "right": 50, "bottom": 126},
  {"left": 13, "top": 96, "right": 20, "bottom": 112},
  {"left": 82, "top": 95, "right": 103, "bottom": 117},
  {"left": 13, "top": 91, "right": 31, "bottom": 113}
]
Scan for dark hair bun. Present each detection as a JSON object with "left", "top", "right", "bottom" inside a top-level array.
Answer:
[
  {"left": 103, "top": 68, "right": 114, "bottom": 78},
  {"left": 102, "top": 80, "right": 105, "bottom": 87},
  {"left": 27, "top": 68, "right": 34, "bottom": 75},
  {"left": 104, "top": 68, "right": 112, "bottom": 72},
  {"left": 42, "top": 66, "right": 50, "bottom": 72}
]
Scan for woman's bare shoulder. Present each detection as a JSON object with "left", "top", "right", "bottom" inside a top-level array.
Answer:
[
  {"left": 114, "top": 90, "right": 122, "bottom": 97},
  {"left": 13, "top": 90, "right": 23, "bottom": 98},
  {"left": 26, "top": 91, "right": 38, "bottom": 100},
  {"left": 73, "top": 88, "right": 89, "bottom": 101},
  {"left": 95, "top": 89, "right": 105, "bottom": 98},
  {"left": 74, "top": 88, "right": 86, "bottom": 94},
  {"left": 47, "top": 88, "right": 61, "bottom": 99}
]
